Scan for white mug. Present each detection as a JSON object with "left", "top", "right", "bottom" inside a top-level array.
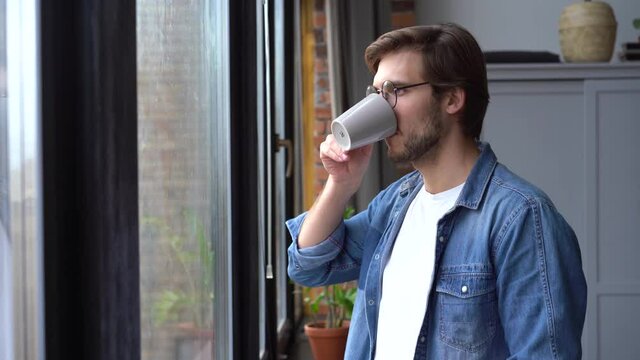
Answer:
[{"left": 331, "top": 94, "right": 397, "bottom": 151}]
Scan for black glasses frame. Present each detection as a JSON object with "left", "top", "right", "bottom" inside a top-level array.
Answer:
[{"left": 366, "top": 80, "right": 430, "bottom": 108}]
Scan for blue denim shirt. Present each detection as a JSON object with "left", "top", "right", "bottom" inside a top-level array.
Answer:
[{"left": 287, "top": 142, "right": 587, "bottom": 359}]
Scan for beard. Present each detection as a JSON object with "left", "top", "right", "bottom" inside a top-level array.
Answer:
[{"left": 387, "top": 103, "right": 445, "bottom": 164}]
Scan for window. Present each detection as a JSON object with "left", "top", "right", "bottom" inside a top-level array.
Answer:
[
  {"left": 6, "top": 0, "right": 298, "bottom": 358},
  {"left": 137, "top": 1, "right": 231, "bottom": 359}
]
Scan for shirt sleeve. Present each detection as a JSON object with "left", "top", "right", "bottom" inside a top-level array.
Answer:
[
  {"left": 494, "top": 199, "right": 587, "bottom": 359},
  {"left": 286, "top": 212, "right": 345, "bottom": 270},
  {"left": 285, "top": 173, "right": 408, "bottom": 288},
  {"left": 286, "top": 209, "right": 368, "bottom": 288}
]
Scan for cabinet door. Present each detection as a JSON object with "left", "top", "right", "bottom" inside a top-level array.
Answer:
[{"left": 584, "top": 79, "right": 640, "bottom": 360}]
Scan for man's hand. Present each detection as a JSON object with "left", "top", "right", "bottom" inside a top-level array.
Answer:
[
  {"left": 319, "top": 134, "right": 374, "bottom": 195},
  {"left": 297, "top": 134, "right": 374, "bottom": 249}
]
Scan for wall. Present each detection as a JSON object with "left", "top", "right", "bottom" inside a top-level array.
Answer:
[
  {"left": 310, "top": 0, "right": 331, "bottom": 200},
  {"left": 416, "top": 0, "right": 640, "bottom": 57},
  {"left": 391, "top": 0, "right": 417, "bottom": 29}
]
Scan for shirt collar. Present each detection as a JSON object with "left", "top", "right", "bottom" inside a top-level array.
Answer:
[
  {"left": 455, "top": 142, "right": 497, "bottom": 210},
  {"left": 398, "top": 142, "right": 497, "bottom": 210}
]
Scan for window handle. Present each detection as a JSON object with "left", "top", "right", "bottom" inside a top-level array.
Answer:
[{"left": 274, "top": 134, "right": 293, "bottom": 178}]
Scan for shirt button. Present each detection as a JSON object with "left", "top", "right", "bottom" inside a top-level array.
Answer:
[
  {"left": 420, "top": 336, "right": 426, "bottom": 343},
  {"left": 368, "top": 300, "right": 375, "bottom": 306},
  {"left": 439, "top": 236, "right": 444, "bottom": 243},
  {"left": 461, "top": 285, "right": 468, "bottom": 293},
  {"left": 374, "top": 254, "right": 380, "bottom": 260}
]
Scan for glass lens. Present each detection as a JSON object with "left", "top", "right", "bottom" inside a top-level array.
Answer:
[{"left": 382, "top": 80, "right": 396, "bottom": 107}]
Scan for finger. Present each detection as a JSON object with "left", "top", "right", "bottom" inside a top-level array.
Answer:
[
  {"left": 352, "top": 144, "right": 373, "bottom": 158},
  {"left": 324, "top": 147, "right": 347, "bottom": 162},
  {"left": 327, "top": 137, "right": 349, "bottom": 160},
  {"left": 320, "top": 140, "right": 346, "bottom": 162}
]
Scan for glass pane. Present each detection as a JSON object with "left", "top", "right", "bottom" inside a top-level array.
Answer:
[
  {"left": 275, "top": 172, "right": 287, "bottom": 332},
  {"left": 137, "top": 1, "right": 230, "bottom": 359},
  {"left": 6, "top": 0, "right": 44, "bottom": 358},
  {"left": 273, "top": 0, "right": 288, "bottom": 333},
  {"left": 0, "top": 0, "right": 10, "bottom": 355}
]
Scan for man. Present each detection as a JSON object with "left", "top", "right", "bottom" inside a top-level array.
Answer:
[{"left": 287, "top": 23, "right": 587, "bottom": 359}]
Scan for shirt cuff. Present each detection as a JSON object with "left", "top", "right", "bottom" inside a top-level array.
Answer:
[{"left": 286, "top": 212, "right": 345, "bottom": 270}]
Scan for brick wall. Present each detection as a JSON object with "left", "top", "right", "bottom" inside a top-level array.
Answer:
[
  {"left": 311, "top": 0, "right": 332, "bottom": 197},
  {"left": 391, "top": 0, "right": 416, "bottom": 30}
]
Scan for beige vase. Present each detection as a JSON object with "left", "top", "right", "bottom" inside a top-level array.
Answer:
[{"left": 559, "top": 1, "right": 617, "bottom": 62}]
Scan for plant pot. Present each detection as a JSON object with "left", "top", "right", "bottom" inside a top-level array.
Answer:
[
  {"left": 174, "top": 322, "right": 215, "bottom": 360},
  {"left": 304, "top": 321, "right": 350, "bottom": 360},
  {"left": 559, "top": 1, "right": 617, "bottom": 62}
]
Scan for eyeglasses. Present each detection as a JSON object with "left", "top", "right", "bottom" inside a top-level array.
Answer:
[{"left": 366, "top": 80, "right": 430, "bottom": 109}]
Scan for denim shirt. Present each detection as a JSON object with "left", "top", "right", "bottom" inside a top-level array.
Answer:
[{"left": 287, "top": 142, "right": 587, "bottom": 360}]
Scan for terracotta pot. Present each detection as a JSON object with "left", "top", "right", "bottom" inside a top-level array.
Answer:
[
  {"left": 176, "top": 322, "right": 215, "bottom": 340},
  {"left": 174, "top": 322, "right": 215, "bottom": 360},
  {"left": 559, "top": 1, "right": 617, "bottom": 62},
  {"left": 304, "top": 321, "right": 350, "bottom": 360}
]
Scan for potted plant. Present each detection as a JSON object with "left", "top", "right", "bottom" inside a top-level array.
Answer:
[
  {"left": 303, "top": 283, "right": 357, "bottom": 360},
  {"left": 302, "top": 206, "right": 358, "bottom": 360},
  {"left": 144, "top": 210, "right": 214, "bottom": 357}
]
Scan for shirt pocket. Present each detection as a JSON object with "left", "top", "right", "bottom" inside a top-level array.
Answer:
[{"left": 435, "top": 272, "right": 498, "bottom": 353}]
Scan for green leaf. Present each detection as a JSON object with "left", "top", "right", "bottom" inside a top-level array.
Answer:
[
  {"left": 334, "top": 285, "right": 345, "bottom": 302},
  {"left": 309, "top": 292, "right": 325, "bottom": 315},
  {"left": 344, "top": 288, "right": 357, "bottom": 318},
  {"left": 145, "top": 209, "right": 216, "bottom": 329},
  {"left": 302, "top": 283, "right": 358, "bottom": 324},
  {"left": 343, "top": 206, "right": 355, "bottom": 220},
  {"left": 310, "top": 301, "right": 319, "bottom": 314},
  {"left": 634, "top": 18, "right": 640, "bottom": 30},
  {"left": 152, "top": 290, "right": 188, "bottom": 326}
]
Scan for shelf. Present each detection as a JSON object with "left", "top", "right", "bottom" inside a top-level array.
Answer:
[{"left": 487, "top": 62, "right": 640, "bottom": 81}]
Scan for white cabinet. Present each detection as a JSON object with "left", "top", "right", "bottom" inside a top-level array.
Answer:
[{"left": 483, "top": 63, "right": 640, "bottom": 360}]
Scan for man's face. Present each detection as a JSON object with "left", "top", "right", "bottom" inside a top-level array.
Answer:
[{"left": 372, "top": 50, "right": 447, "bottom": 163}]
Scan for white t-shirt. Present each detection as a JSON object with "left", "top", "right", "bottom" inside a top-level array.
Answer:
[{"left": 375, "top": 182, "right": 464, "bottom": 360}]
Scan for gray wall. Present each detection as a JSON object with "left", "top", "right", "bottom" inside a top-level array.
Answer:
[{"left": 416, "top": 0, "right": 640, "bottom": 56}]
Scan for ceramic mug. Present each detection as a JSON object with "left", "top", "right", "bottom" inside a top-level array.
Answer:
[{"left": 331, "top": 94, "right": 397, "bottom": 151}]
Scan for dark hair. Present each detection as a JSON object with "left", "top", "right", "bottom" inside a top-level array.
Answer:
[{"left": 364, "top": 23, "right": 489, "bottom": 139}]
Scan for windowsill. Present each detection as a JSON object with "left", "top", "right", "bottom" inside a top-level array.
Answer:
[{"left": 287, "top": 323, "right": 312, "bottom": 360}]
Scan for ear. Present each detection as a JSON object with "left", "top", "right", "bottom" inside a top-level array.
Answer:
[{"left": 444, "top": 87, "right": 465, "bottom": 116}]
